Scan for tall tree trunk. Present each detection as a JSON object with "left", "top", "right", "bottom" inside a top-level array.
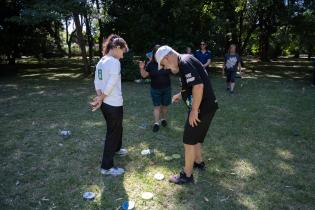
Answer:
[
  {"left": 84, "top": 13, "right": 94, "bottom": 66},
  {"left": 259, "top": 27, "right": 271, "bottom": 61},
  {"left": 65, "top": 17, "right": 72, "bottom": 58},
  {"left": 308, "top": 45, "right": 313, "bottom": 60},
  {"left": 96, "top": 0, "right": 105, "bottom": 57},
  {"left": 46, "top": 21, "right": 65, "bottom": 55},
  {"left": 240, "top": 24, "right": 257, "bottom": 56},
  {"left": 73, "top": 13, "right": 90, "bottom": 75}
]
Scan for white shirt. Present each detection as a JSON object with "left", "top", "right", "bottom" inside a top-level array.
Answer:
[{"left": 94, "top": 55, "right": 123, "bottom": 107}]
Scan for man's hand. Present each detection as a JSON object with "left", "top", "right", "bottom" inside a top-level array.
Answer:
[
  {"left": 90, "top": 96, "right": 102, "bottom": 112},
  {"left": 189, "top": 110, "right": 200, "bottom": 127},
  {"left": 139, "top": 61, "right": 145, "bottom": 69},
  {"left": 172, "top": 93, "right": 181, "bottom": 103}
]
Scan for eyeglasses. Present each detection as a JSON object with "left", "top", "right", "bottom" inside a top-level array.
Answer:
[{"left": 200, "top": 43, "right": 206, "bottom": 46}]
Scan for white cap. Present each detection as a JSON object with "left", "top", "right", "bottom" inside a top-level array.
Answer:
[{"left": 155, "top": 45, "right": 173, "bottom": 70}]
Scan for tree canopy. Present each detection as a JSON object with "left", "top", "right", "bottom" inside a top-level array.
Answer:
[{"left": 1, "top": 0, "right": 314, "bottom": 68}]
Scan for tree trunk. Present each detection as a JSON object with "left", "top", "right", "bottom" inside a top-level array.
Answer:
[
  {"left": 308, "top": 45, "right": 313, "bottom": 60},
  {"left": 259, "top": 29, "right": 270, "bottom": 61},
  {"left": 240, "top": 24, "right": 257, "bottom": 56},
  {"left": 46, "top": 21, "right": 65, "bottom": 55},
  {"left": 73, "top": 13, "right": 90, "bottom": 75},
  {"left": 84, "top": 13, "right": 94, "bottom": 66},
  {"left": 65, "top": 17, "right": 72, "bottom": 58},
  {"left": 96, "top": 0, "right": 105, "bottom": 57}
]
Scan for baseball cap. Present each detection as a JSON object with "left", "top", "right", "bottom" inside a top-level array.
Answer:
[
  {"left": 146, "top": 51, "right": 153, "bottom": 58},
  {"left": 155, "top": 45, "right": 173, "bottom": 70}
]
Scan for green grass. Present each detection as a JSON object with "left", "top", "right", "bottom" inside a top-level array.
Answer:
[{"left": 0, "top": 58, "right": 315, "bottom": 210}]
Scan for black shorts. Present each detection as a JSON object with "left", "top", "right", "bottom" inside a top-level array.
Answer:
[
  {"left": 226, "top": 70, "right": 236, "bottom": 83},
  {"left": 183, "top": 109, "right": 217, "bottom": 145}
]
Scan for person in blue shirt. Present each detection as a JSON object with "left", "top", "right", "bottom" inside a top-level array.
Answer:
[
  {"left": 194, "top": 41, "right": 212, "bottom": 73},
  {"left": 222, "top": 44, "right": 242, "bottom": 94}
]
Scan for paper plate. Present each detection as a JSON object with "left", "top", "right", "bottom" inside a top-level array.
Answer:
[
  {"left": 83, "top": 192, "right": 95, "bottom": 201},
  {"left": 122, "top": 200, "right": 135, "bottom": 210},
  {"left": 141, "top": 149, "right": 151, "bottom": 155},
  {"left": 141, "top": 192, "right": 154, "bottom": 200},
  {"left": 164, "top": 156, "right": 173, "bottom": 161},
  {"left": 172, "top": 154, "right": 181, "bottom": 159},
  {"left": 154, "top": 172, "right": 165, "bottom": 181}
]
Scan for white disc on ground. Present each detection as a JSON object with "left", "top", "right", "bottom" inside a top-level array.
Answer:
[
  {"left": 141, "top": 192, "right": 154, "bottom": 200},
  {"left": 141, "top": 149, "right": 151, "bottom": 155},
  {"left": 164, "top": 156, "right": 173, "bottom": 161},
  {"left": 154, "top": 172, "right": 165, "bottom": 181},
  {"left": 172, "top": 154, "right": 181, "bottom": 159}
]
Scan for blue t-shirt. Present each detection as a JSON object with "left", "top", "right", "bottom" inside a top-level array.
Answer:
[
  {"left": 194, "top": 50, "right": 212, "bottom": 65},
  {"left": 224, "top": 54, "right": 241, "bottom": 71}
]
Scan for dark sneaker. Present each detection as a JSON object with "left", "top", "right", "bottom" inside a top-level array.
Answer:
[
  {"left": 193, "top": 161, "right": 206, "bottom": 171},
  {"left": 153, "top": 124, "right": 160, "bottom": 132},
  {"left": 169, "top": 171, "right": 194, "bottom": 185},
  {"left": 161, "top": 119, "right": 167, "bottom": 127}
]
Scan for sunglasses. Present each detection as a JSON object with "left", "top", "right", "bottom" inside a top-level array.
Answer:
[{"left": 200, "top": 43, "right": 206, "bottom": 46}]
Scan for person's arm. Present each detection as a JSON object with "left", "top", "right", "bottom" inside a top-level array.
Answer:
[
  {"left": 238, "top": 56, "right": 242, "bottom": 74},
  {"left": 222, "top": 60, "right": 226, "bottom": 76},
  {"left": 202, "top": 59, "right": 211, "bottom": 68},
  {"left": 139, "top": 61, "right": 149, "bottom": 78},
  {"left": 238, "top": 62, "right": 242, "bottom": 74},
  {"left": 172, "top": 91, "right": 182, "bottom": 103},
  {"left": 189, "top": 84, "right": 203, "bottom": 127},
  {"left": 91, "top": 60, "right": 120, "bottom": 111},
  {"left": 93, "top": 66, "right": 107, "bottom": 110}
]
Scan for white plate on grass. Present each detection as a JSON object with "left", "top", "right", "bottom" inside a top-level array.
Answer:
[
  {"left": 154, "top": 172, "right": 164, "bottom": 181},
  {"left": 141, "top": 149, "right": 151, "bottom": 155},
  {"left": 141, "top": 192, "right": 154, "bottom": 200},
  {"left": 172, "top": 154, "right": 181, "bottom": 159},
  {"left": 164, "top": 156, "right": 173, "bottom": 161}
]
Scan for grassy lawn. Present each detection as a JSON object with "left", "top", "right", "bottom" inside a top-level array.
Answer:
[{"left": 0, "top": 58, "right": 315, "bottom": 210}]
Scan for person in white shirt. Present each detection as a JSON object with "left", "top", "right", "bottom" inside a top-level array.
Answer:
[{"left": 90, "top": 34, "right": 128, "bottom": 176}]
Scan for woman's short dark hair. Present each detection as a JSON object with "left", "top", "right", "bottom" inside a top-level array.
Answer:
[{"left": 102, "top": 34, "right": 128, "bottom": 55}]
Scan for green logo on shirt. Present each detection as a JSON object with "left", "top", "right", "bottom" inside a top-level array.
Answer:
[{"left": 98, "top": 69, "right": 102, "bottom": 80}]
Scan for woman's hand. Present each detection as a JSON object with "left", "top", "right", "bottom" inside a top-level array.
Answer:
[
  {"left": 172, "top": 93, "right": 181, "bottom": 104},
  {"left": 189, "top": 110, "right": 200, "bottom": 127},
  {"left": 90, "top": 96, "right": 103, "bottom": 112}
]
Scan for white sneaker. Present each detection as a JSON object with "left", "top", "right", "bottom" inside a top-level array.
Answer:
[
  {"left": 115, "top": 148, "right": 128, "bottom": 156},
  {"left": 101, "top": 167, "right": 125, "bottom": 176}
]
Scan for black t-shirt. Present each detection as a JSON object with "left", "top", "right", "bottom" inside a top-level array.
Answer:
[
  {"left": 224, "top": 53, "right": 241, "bottom": 71},
  {"left": 145, "top": 61, "right": 171, "bottom": 89},
  {"left": 178, "top": 54, "right": 218, "bottom": 113}
]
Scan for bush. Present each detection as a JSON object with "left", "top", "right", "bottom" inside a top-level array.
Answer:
[{"left": 120, "top": 51, "right": 141, "bottom": 81}]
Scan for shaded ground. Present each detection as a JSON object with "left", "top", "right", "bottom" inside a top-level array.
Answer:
[{"left": 0, "top": 58, "right": 315, "bottom": 210}]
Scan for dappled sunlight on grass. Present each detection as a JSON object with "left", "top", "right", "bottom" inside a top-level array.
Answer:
[
  {"left": 238, "top": 195, "right": 258, "bottom": 210},
  {"left": 277, "top": 162, "right": 295, "bottom": 175},
  {"left": 1, "top": 58, "right": 315, "bottom": 209},
  {"left": 232, "top": 159, "right": 257, "bottom": 179},
  {"left": 276, "top": 148, "right": 294, "bottom": 160}
]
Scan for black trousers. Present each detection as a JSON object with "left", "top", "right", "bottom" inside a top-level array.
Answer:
[{"left": 100, "top": 103, "right": 123, "bottom": 170}]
